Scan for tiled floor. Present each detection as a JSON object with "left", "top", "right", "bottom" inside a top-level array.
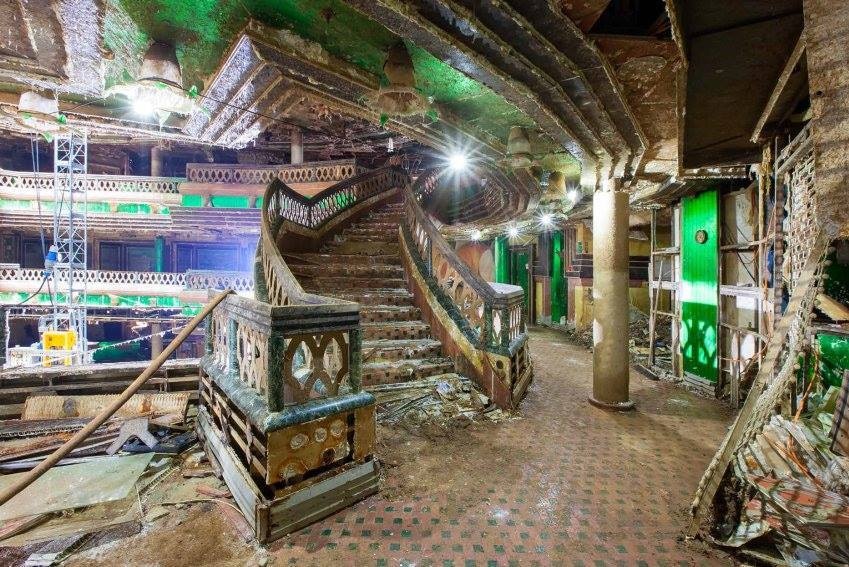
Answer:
[
  {"left": 67, "top": 327, "right": 736, "bottom": 566},
  {"left": 272, "top": 327, "right": 735, "bottom": 566}
]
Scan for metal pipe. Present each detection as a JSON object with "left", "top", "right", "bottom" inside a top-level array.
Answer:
[{"left": 0, "top": 289, "right": 232, "bottom": 507}]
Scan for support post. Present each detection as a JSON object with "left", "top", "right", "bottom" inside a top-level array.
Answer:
[
  {"left": 589, "top": 178, "right": 634, "bottom": 411},
  {"left": 150, "top": 323, "right": 163, "bottom": 360},
  {"left": 154, "top": 236, "right": 166, "bottom": 272},
  {"left": 150, "top": 145, "right": 163, "bottom": 177},
  {"left": 290, "top": 127, "right": 303, "bottom": 165}
]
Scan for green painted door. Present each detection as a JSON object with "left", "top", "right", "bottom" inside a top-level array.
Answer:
[
  {"left": 680, "top": 189, "right": 719, "bottom": 382},
  {"left": 493, "top": 237, "right": 510, "bottom": 284},
  {"left": 511, "top": 249, "right": 530, "bottom": 312},
  {"left": 550, "top": 231, "right": 565, "bottom": 324}
]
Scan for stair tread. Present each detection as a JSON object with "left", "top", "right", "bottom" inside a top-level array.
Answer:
[
  {"left": 362, "top": 338, "right": 441, "bottom": 348},
  {"left": 363, "top": 358, "right": 453, "bottom": 368}
]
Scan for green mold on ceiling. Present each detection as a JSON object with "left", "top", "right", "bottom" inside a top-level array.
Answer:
[{"left": 104, "top": 0, "right": 579, "bottom": 172}]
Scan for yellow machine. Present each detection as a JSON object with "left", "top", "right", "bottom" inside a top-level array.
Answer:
[{"left": 42, "top": 330, "right": 77, "bottom": 366}]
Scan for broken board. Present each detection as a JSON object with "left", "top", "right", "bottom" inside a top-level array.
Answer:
[{"left": 0, "top": 454, "right": 152, "bottom": 521}]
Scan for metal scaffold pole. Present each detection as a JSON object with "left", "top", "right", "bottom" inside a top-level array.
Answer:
[{"left": 48, "top": 130, "right": 88, "bottom": 364}]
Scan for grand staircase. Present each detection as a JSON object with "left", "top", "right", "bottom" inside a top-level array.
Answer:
[{"left": 283, "top": 201, "right": 457, "bottom": 387}]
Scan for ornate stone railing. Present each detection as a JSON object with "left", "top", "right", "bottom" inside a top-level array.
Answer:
[
  {"left": 403, "top": 168, "right": 532, "bottom": 408},
  {"left": 264, "top": 166, "right": 408, "bottom": 233},
  {"left": 184, "top": 270, "right": 254, "bottom": 293},
  {"left": 0, "top": 169, "right": 182, "bottom": 194},
  {"left": 185, "top": 159, "right": 365, "bottom": 186},
  {"left": 204, "top": 293, "right": 359, "bottom": 410}
]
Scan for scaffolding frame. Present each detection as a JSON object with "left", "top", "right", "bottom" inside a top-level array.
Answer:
[
  {"left": 49, "top": 131, "right": 88, "bottom": 364},
  {"left": 647, "top": 205, "right": 681, "bottom": 375}
]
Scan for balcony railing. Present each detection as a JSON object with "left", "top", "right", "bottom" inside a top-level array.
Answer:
[
  {"left": 185, "top": 159, "right": 366, "bottom": 186},
  {"left": 0, "top": 267, "right": 253, "bottom": 296},
  {"left": 0, "top": 169, "right": 182, "bottom": 194}
]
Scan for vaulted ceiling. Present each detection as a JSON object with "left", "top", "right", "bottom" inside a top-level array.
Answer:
[{"left": 1, "top": 0, "right": 688, "bottom": 224}]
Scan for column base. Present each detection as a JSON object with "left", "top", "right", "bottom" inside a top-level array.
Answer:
[{"left": 587, "top": 397, "right": 635, "bottom": 412}]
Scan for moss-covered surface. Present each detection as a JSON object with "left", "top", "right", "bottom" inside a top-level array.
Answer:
[{"left": 103, "top": 0, "right": 579, "bottom": 173}]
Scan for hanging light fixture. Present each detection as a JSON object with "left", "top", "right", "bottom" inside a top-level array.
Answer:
[
  {"left": 1, "top": 91, "right": 66, "bottom": 135},
  {"left": 544, "top": 170, "right": 567, "bottom": 201},
  {"left": 371, "top": 42, "right": 428, "bottom": 117},
  {"left": 505, "top": 126, "right": 534, "bottom": 169},
  {"left": 107, "top": 42, "right": 195, "bottom": 123}
]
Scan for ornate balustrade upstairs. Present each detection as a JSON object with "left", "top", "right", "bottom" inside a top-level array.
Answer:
[
  {"left": 185, "top": 159, "right": 366, "bottom": 187},
  {"left": 402, "top": 168, "right": 532, "bottom": 408},
  {"left": 0, "top": 266, "right": 254, "bottom": 298},
  {"left": 0, "top": 168, "right": 182, "bottom": 197},
  {"left": 184, "top": 270, "right": 254, "bottom": 293}
]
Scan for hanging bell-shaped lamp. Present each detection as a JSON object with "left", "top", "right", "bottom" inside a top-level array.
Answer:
[
  {"left": 373, "top": 42, "right": 428, "bottom": 117},
  {"left": 544, "top": 170, "right": 566, "bottom": 201},
  {"left": 0, "top": 91, "right": 64, "bottom": 134},
  {"left": 138, "top": 42, "right": 183, "bottom": 88},
  {"left": 506, "top": 126, "right": 533, "bottom": 168}
]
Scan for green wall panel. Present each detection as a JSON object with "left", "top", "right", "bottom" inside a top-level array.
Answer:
[
  {"left": 493, "top": 237, "right": 510, "bottom": 284},
  {"left": 550, "top": 231, "right": 566, "bottom": 324},
  {"left": 181, "top": 195, "right": 203, "bottom": 207},
  {"left": 680, "top": 189, "right": 719, "bottom": 382},
  {"left": 511, "top": 249, "right": 530, "bottom": 312}
]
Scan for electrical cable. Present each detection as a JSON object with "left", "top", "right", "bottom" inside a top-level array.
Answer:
[{"left": 13, "top": 275, "right": 49, "bottom": 306}]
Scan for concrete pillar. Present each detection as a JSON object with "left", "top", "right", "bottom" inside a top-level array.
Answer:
[
  {"left": 150, "top": 323, "right": 163, "bottom": 360},
  {"left": 589, "top": 178, "right": 634, "bottom": 411},
  {"left": 290, "top": 127, "right": 303, "bottom": 164},
  {"left": 150, "top": 146, "right": 163, "bottom": 177}
]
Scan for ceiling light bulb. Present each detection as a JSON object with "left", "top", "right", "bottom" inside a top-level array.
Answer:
[
  {"left": 132, "top": 95, "right": 155, "bottom": 118},
  {"left": 540, "top": 213, "right": 553, "bottom": 227},
  {"left": 508, "top": 227, "right": 519, "bottom": 238},
  {"left": 471, "top": 230, "right": 482, "bottom": 241},
  {"left": 448, "top": 152, "right": 468, "bottom": 171}
]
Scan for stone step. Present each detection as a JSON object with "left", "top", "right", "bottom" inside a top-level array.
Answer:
[
  {"left": 362, "top": 320, "right": 431, "bottom": 341},
  {"left": 291, "top": 263, "right": 404, "bottom": 279},
  {"left": 362, "top": 338, "right": 442, "bottom": 362},
  {"left": 343, "top": 227, "right": 399, "bottom": 238},
  {"left": 335, "top": 234, "right": 397, "bottom": 243},
  {"left": 305, "top": 276, "right": 407, "bottom": 290},
  {"left": 321, "top": 241, "right": 399, "bottom": 255},
  {"left": 282, "top": 253, "right": 401, "bottom": 266},
  {"left": 362, "top": 358, "right": 456, "bottom": 387},
  {"left": 347, "top": 221, "right": 400, "bottom": 231},
  {"left": 360, "top": 305, "right": 421, "bottom": 323},
  {"left": 323, "top": 289, "right": 413, "bottom": 306}
]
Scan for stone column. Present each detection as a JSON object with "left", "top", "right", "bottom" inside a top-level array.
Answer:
[
  {"left": 589, "top": 178, "right": 634, "bottom": 410},
  {"left": 290, "top": 127, "right": 304, "bottom": 164},
  {"left": 150, "top": 323, "right": 163, "bottom": 360},
  {"left": 150, "top": 145, "right": 163, "bottom": 177}
]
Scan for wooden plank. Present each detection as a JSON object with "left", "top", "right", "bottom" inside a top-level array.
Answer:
[
  {"left": 197, "top": 410, "right": 259, "bottom": 533},
  {"left": 816, "top": 293, "right": 849, "bottom": 322},
  {"left": 267, "top": 460, "right": 379, "bottom": 540}
]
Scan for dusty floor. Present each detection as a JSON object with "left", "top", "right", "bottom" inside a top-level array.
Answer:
[{"left": 67, "top": 327, "right": 736, "bottom": 566}]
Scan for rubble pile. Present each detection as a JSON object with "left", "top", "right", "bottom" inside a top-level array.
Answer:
[
  {"left": 0, "top": 393, "right": 236, "bottom": 565},
  {"left": 716, "top": 383, "right": 849, "bottom": 565},
  {"left": 372, "top": 374, "right": 512, "bottom": 427}
]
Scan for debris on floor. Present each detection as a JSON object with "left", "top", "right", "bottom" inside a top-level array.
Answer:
[
  {"left": 371, "top": 374, "right": 515, "bottom": 426},
  {"left": 714, "top": 378, "right": 849, "bottom": 565}
]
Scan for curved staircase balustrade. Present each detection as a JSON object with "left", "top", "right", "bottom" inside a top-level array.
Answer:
[
  {"left": 402, "top": 168, "right": 533, "bottom": 409},
  {"left": 204, "top": 166, "right": 409, "bottom": 412}
]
